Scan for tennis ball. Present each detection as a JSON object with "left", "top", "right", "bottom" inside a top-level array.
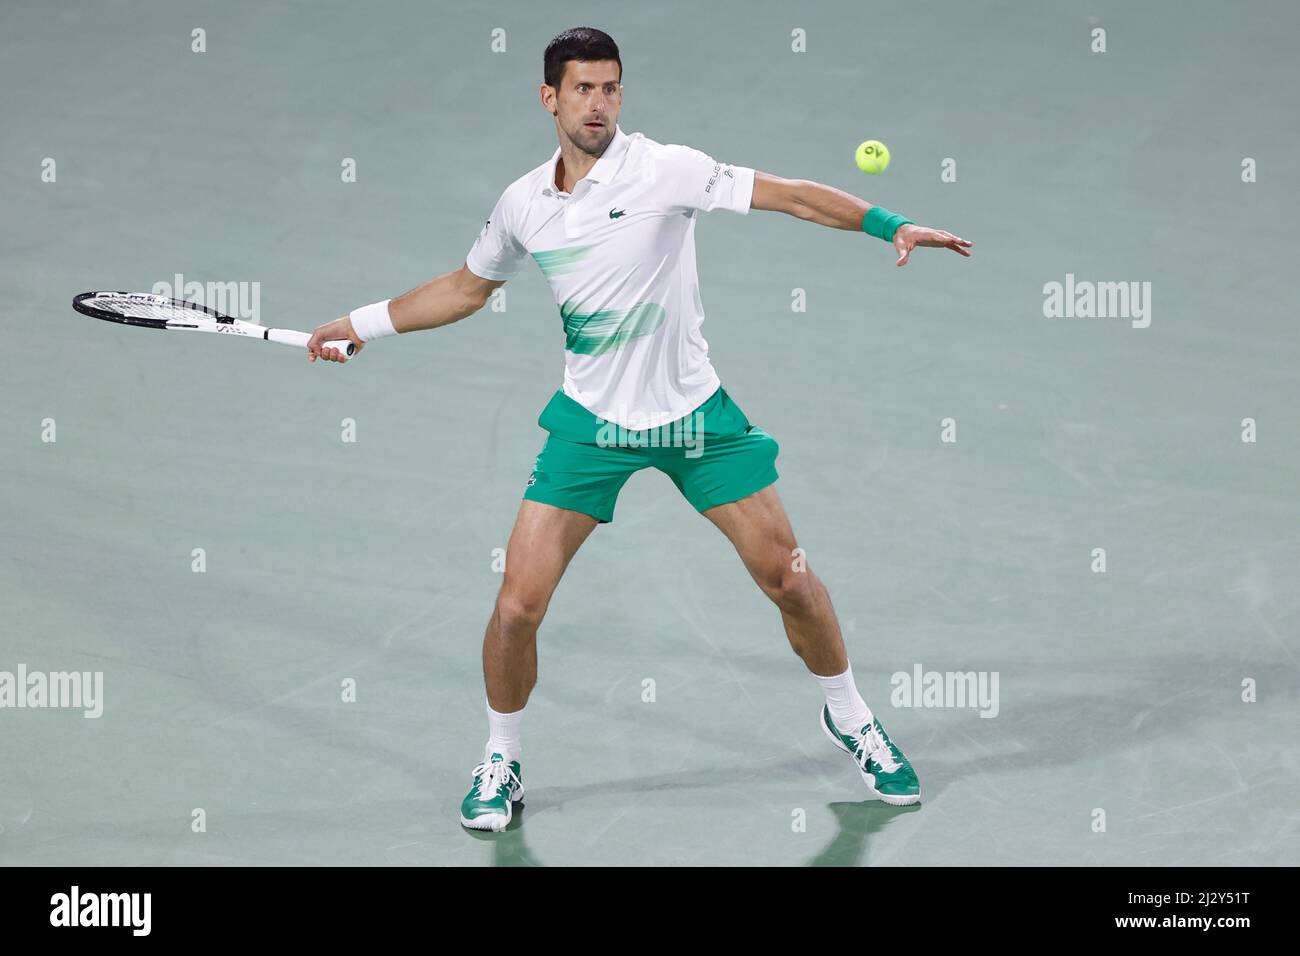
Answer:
[{"left": 855, "top": 140, "right": 890, "bottom": 174}]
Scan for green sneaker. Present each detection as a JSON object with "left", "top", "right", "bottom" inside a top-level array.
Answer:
[
  {"left": 459, "top": 752, "right": 524, "bottom": 832},
  {"left": 820, "top": 706, "right": 921, "bottom": 806}
]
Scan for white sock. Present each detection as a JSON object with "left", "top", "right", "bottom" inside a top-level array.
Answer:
[
  {"left": 486, "top": 701, "right": 523, "bottom": 760},
  {"left": 814, "top": 664, "right": 872, "bottom": 732}
]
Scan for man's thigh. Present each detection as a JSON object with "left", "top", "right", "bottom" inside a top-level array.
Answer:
[
  {"left": 700, "top": 484, "right": 799, "bottom": 580},
  {"left": 501, "top": 499, "right": 600, "bottom": 604}
]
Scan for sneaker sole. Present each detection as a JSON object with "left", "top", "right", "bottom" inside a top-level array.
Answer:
[
  {"left": 460, "top": 810, "right": 511, "bottom": 832},
  {"left": 820, "top": 710, "right": 922, "bottom": 806},
  {"left": 459, "top": 788, "right": 525, "bottom": 832}
]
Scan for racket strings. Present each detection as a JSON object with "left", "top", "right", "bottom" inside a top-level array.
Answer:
[{"left": 83, "top": 293, "right": 209, "bottom": 323}]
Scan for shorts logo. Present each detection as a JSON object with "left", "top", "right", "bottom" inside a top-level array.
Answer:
[{"left": 526, "top": 474, "right": 537, "bottom": 486}]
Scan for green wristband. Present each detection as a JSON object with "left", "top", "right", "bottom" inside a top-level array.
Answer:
[{"left": 861, "top": 206, "right": 913, "bottom": 242}]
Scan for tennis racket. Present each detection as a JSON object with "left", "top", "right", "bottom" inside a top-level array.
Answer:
[{"left": 71, "top": 291, "right": 356, "bottom": 358}]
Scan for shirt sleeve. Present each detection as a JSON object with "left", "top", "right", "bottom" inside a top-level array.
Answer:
[
  {"left": 465, "top": 187, "right": 527, "bottom": 281},
  {"left": 655, "top": 145, "right": 756, "bottom": 215}
]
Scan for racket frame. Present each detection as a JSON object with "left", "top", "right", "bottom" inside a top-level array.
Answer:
[{"left": 72, "top": 291, "right": 355, "bottom": 356}]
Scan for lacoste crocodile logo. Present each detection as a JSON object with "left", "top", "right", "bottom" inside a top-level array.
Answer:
[{"left": 609, "top": 208, "right": 627, "bottom": 219}]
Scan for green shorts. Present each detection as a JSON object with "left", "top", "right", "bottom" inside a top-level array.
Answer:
[{"left": 523, "top": 386, "right": 779, "bottom": 523}]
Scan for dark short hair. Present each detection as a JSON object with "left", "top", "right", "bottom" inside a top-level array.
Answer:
[{"left": 543, "top": 27, "right": 621, "bottom": 89}]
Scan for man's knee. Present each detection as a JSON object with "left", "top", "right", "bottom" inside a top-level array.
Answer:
[
  {"left": 495, "top": 585, "right": 549, "bottom": 635},
  {"left": 761, "top": 565, "right": 821, "bottom": 615}
]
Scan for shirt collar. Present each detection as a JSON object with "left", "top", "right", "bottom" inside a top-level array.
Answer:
[{"left": 544, "top": 124, "right": 632, "bottom": 195}]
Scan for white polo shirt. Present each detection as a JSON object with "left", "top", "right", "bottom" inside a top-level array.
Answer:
[{"left": 465, "top": 124, "right": 755, "bottom": 430}]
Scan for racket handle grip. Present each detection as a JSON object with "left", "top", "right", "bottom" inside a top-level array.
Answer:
[{"left": 266, "top": 328, "right": 357, "bottom": 357}]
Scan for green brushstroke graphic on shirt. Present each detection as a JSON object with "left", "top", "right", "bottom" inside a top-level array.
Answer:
[
  {"left": 560, "top": 299, "right": 667, "bottom": 355},
  {"left": 531, "top": 245, "right": 592, "bottom": 278}
]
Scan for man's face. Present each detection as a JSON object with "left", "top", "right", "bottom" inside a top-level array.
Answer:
[{"left": 547, "top": 59, "right": 622, "bottom": 154}]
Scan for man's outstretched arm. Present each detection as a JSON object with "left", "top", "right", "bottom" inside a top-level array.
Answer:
[
  {"left": 306, "top": 264, "right": 506, "bottom": 363},
  {"left": 750, "top": 171, "right": 972, "bottom": 267}
]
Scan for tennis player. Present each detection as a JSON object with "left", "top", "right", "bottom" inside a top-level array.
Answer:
[{"left": 309, "top": 27, "right": 972, "bottom": 832}]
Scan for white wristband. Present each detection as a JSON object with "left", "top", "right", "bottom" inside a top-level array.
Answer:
[{"left": 349, "top": 299, "right": 397, "bottom": 342}]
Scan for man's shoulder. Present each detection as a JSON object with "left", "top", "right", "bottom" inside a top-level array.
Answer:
[
  {"left": 493, "top": 140, "right": 567, "bottom": 208},
  {"left": 627, "top": 132, "right": 694, "bottom": 160},
  {"left": 496, "top": 160, "right": 550, "bottom": 207},
  {"left": 620, "top": 133, "right": 717, "bottom": 189},
  {"left": 629, "top": 135, "right": 716, "bottom": 178}
]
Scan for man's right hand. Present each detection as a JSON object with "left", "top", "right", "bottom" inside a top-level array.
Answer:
[{"left": 306, "top": 316, "right": 365, "bottom": 363}]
